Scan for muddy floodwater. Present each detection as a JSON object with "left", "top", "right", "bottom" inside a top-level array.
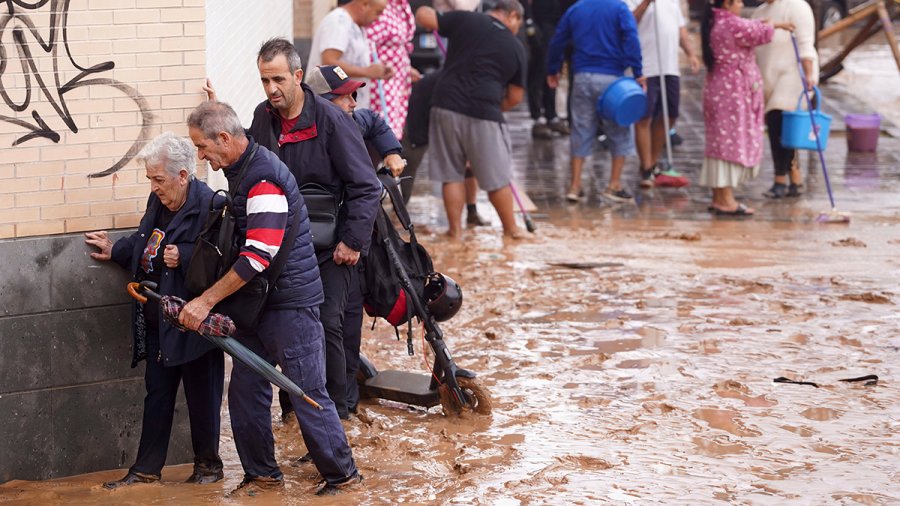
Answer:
[
  {"left": 3, "top": 29, "right": 900, "bottom": 506},
  {"left": 2, "top": 216, "right": 898, "bottom": 505}
]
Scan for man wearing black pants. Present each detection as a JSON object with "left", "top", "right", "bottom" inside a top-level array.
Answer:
[
  {"left": 525, "top": 0, "right": 568, "bottom": 139},
  {"left": 245, "top": 39, "right": 381, "bottom": 420}
]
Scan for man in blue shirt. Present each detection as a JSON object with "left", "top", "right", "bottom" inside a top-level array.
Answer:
[{"left": 546, "top": 0, "right": 645, "bottom": 203}]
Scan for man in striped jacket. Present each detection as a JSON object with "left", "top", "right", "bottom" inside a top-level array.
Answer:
[{"left": 181, "top": 101, "right": 361, "bottom": 497}]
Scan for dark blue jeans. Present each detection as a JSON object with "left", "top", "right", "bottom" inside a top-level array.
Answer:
[
  {"left": 130, "top": 332, "right": 224, "bottom": 477},
  {"left": 229, "top": 306, "right": 357, "bottom": 484}
]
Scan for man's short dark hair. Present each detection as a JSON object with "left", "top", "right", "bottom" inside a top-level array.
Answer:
[
  {"left": 258, "top": 37, "right": 303, "bottom": 74},
  {"left": 187, "top": 101, "right": 245, "bottom": 141},
  {"left": 489, "top": 0, "right": 524, "bottom": 17}
]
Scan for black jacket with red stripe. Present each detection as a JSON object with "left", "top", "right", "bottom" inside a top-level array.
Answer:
[{"left": 248, "top": 84, "right": 381, "bottom": 258}]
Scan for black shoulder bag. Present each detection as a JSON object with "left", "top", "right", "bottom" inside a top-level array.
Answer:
[
  {"left": 184, "top": 144, "right": 300, "bottom": 330},
  {"left": 300, "top": 182, "right": 341, "bottom": 252}
]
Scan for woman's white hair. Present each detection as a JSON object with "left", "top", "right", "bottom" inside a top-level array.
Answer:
[{"left": 135, "top": 132, "right": 197, "bottom": 179}]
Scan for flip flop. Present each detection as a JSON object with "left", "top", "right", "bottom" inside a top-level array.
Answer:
[{"left": 715, "top": 203, "right": 754, "bottom": 216}]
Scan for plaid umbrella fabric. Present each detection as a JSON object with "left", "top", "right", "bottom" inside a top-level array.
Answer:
[{"left": 160, "top": 295, "right": 236, "bottom": 338}]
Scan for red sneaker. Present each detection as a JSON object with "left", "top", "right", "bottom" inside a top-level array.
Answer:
[{"left": 654, "top": 170, "right": 690, "bottom": 188}]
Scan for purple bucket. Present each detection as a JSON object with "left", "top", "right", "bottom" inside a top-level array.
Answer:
[{"left": 845, "top": 113, "right": 880, "bottom": 152}]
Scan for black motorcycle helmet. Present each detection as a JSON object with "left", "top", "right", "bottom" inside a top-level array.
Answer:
[{"left": 423, "top": 272, "right": 463, "bottom": 322}]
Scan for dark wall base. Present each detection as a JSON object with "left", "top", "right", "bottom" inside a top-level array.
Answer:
[{"left": 0, "top": 232, "right": 195, "bottom": 483}]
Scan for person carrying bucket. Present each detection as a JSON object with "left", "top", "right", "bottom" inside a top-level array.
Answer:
[
  {"left": 546, "top": 0, "right": 645, "bottom": 203},
  {"left": 699, "top": 0, "right": 794, "bottom": 216},
  {"left": 752, "top": 0, "right": 817, "bottom": 199}
]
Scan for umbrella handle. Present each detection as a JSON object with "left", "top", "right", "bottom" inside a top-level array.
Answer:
[
  {"left": 127, "top": 282, "right": 148, "bottom": 304},
  {"left": 126, "top": 281, "right": 162, "bottom": 303}
]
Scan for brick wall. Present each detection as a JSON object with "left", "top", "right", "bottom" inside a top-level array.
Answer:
[
  {"left": 0, "top": 0, "right": 208, "bottom": 239},
  {"left": 0, "top": 0, "right": 292, "bottom": 482}
]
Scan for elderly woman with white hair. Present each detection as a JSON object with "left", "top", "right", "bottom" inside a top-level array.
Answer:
[{"left": 85, "top": 132, "right": 225, "bottom": 489}]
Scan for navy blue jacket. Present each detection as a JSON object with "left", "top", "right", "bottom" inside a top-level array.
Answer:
[
  {"left": 224, "top": 139, "right": 324, "bottom": 310},
  {"left": 111, "top": 179, "right": 217, "bottom": 368},
  {"left": 353, "top": 109, "right": 401, "bottom": 158},
  {"left": 247, "top": 84, "right": 381, "bottom": 258},
  {"left": 547, "top": 0, "right": 643, "bottom": 77}
]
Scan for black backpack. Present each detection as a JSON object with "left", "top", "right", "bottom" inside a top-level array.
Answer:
[{"left": 360, "top": 173, "right": 433, "bottom": 331}]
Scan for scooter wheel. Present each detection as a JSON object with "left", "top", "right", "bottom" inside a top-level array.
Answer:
[{"left": 439, "top": 376, "right": 493, "bottom": 416}]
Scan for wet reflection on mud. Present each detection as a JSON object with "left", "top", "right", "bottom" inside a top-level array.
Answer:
[{"left": 6, "top": 212, "right": 896, "bottom": 504}]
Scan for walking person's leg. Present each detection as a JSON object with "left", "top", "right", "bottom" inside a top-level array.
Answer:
[
  {"left": 428, "top": 108, "right": 469, "bottom": 238},
  {"left": 264, "top": 307, "right": 359, "bottom": 494},
  {"left": 342, "top": 266, "right": 363, "bottom": 414},
  {"left": 567, "top": 73, "right": 600, "bottom": 200},
  {"left": 463, "top": 118, "right": 522, "bottom": 238},
  {"left": 318, "top": 258, "right": 352, "bottom": 419},
  {"left": 227, "top": 332, "right": 282, "bottom": 486},
  {"left": 104, "top": 331, "right": 178, "bottom": 488},
  {"left": 764, "top": 110, "right": 797, "bottom": 198}
]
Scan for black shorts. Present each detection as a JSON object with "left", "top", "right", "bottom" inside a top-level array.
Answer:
[{"left": 643, "top": 75, "right": 680, "bottom": 120}]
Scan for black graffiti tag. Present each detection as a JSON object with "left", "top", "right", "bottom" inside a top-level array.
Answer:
[{"left": 0, "top": 0, "right": 154, "bottom": 178}]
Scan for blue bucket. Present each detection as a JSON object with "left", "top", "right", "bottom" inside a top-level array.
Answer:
[
  {"left": 781, "top": 86, "right": 831, "bottom": 151},
  {"left": 596, "top": 77, "right": 647, "bottom": 126}
]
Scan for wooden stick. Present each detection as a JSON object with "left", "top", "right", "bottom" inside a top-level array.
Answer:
[
  {"left": 818, "top": 1, "right": 878, "bottom": 41},
  {"left": 820, "top": 16, "right": 879, "bottom": 78},
  {"left": 876, "top": 0, "right": 900, "bottom": 74}
]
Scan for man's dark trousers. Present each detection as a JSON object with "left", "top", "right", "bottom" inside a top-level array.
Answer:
[
  {"left": 342, "top": 266, "right": 364, "bottom": 413},
  {"left": 318, "top": 258, "right": 353, "bottom": 419},
  {"left": 527, "top": 23, "right": 559, "bottom": 122},
  {"left": 130, "top": 332, "right": 224, "bottom": 476},
  {"left": 229, "top": 306, "right": 356, "bottom": 483}
]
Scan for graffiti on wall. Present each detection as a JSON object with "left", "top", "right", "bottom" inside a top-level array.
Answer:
[{"left": 0, "top": 0, "right": 154, "bottom": 178}]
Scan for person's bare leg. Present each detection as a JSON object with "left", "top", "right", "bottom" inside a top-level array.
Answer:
[
  {"left": 650, "top": 116, "right": 675, "bottom": 165},
  {"left": 711, "top": 187, "right": 726, "bottom": 208},
  {"left": 715, "top": 186, "right": 754, "bottom": 214},
  {"left": 569, "top": 156, "right": 584, "bottom": 195},
  {"left": 608, "top": 156, "right": 625, "bottom": 190},
  {"left": 487, "top": 185, "right": 523, "bottom": 238},
  {"left": 442, "top": 181, "right": 466, "bottom": 238},
  {"left": 635, "top": 117, "right": 653, "bottom": 170}
]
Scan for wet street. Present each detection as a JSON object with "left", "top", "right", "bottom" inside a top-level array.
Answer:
[{"left": 2, "top": 34, "right": 900, "bottom": 506}]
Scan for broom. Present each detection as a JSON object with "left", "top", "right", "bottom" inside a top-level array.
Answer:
[{"left": 790, "top": 33, "right": 850, "bottom": 223}]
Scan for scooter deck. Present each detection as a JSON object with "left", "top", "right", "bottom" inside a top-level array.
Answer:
[{"left": 360, "top": 370, "right": 440, "bottom": 408}]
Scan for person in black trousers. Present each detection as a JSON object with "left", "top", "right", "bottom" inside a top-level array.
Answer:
[{"left": 85, "top": 132, "right": 224, "bottom": 489}]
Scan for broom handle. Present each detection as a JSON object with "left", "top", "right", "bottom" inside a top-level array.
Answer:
[
  {"left": 653, "top": 3, "right": 674, "bottom": 168},
  {"left": 791, "top": 33, "right": 836, "bottom": 209}
]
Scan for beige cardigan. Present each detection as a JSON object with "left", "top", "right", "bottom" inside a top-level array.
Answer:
[{"left": 752, "top": 0, "right": 819, "bottom": 113}]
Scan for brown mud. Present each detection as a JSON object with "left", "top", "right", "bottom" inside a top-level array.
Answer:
[{"left": 2, "top": 213, "right": 898, "bottom": 505}]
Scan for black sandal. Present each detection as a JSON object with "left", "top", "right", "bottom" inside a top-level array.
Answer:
[{"left": 714, "top": 203, "right": 754, "bottom": 216}]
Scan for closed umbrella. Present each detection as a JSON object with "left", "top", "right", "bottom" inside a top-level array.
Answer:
[{"left": 127, "top": 281, "right": 322, "bottom": 410}]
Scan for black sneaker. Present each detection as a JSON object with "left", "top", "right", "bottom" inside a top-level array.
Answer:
[
  {"left": 548, "top": 119, "right": 570, "bottom": 135},
  {"left": 763, "top": 183, "right": 787, "bottom": 199},
  {"left": 466, "top": 211, "right": 491, "bottom": 226},
  {"left": 103, "top": 472, "right": 160, "bottom": 490},
  {"left": 531, "top": 123, "right": 553, "bottom": 140},
  {"left": 227, "top": 476, "right": 284, "bottom": 497},
  {"left": 316, "top": 473, "right": 363, "bottom": 496},
  {"left": 639, "top": 168, "right": 656, "bottom": 188},
  {"left": 786, "top": 183, "right": 802, "bottom": 197},
  {"left": 603, "top": 187, "right": 633, "bottom": 202},
  {"left": 289, "top": 452, "right": 313, "bottom": 467}
]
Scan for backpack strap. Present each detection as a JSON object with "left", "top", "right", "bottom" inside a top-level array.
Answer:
[
  {"left": 377, "top": 171, "right": 427, "bottom": 276},
  {"left": 229, "top": 143, "right": 259, "bottom": 198}
]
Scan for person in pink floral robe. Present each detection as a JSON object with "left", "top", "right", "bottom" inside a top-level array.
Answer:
[
  {"left": 699, "top": 0, "right": 792, "bottom": 215},
  {"left": 366, "top": 0, "right": 418, "bottom": 140}
]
